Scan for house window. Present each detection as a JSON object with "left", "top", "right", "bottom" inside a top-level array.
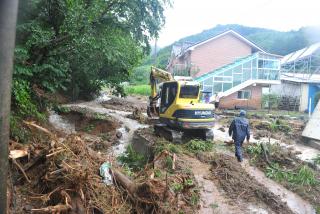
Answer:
[{"left": 237, "top": 90, "right": 251, "bottom": 99}]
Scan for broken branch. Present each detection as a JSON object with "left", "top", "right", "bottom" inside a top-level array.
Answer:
[{"left": 12, "top": 159, "right": 31, "bottom": 183}]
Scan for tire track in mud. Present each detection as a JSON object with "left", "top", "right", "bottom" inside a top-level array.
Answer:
[
  {"left": 182, "top": 155, "right": 267, "bottom": 214},
  {"left": 210, "top": 153, "right": 294, "bottom": 214},
  {"left": 183, "top": 152, "right": 316, "bottom": 214}
]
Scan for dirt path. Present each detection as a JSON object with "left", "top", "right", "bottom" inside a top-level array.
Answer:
[
  {"left": 181, "top": 155, "right": 241, "bottom": 214},
  {"left": 180, "top": 155, "right": 276, "bottom": 214}
]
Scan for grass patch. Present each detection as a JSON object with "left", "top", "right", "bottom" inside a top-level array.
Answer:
[
  {"left": 245, "top": 143, "right": 320, "bottom": 206},
  {"left": 117, "top": 145, "right": 148, "bottom": 171},
  {"left": 313, "top": 154, "right": 320, "bottom": 165},
  {"left": 154, "top": 139, "right": 182, "bottom": 155},
  {"left": 186, "top": 139, "right": 213, "bottom": 153},
  {"left": 124, "top": 84, "right": 150, "bottom": 96},
  {"left": 266, "top": 164, "right": 319, "bottom": 186}
]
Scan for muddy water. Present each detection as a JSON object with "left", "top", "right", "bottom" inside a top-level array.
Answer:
[
  {"left": 49, "top": 96, "right": 148, "bottom": 156},
  {"left": 48, "top": 110, "right": 76, "bottom": 134}
]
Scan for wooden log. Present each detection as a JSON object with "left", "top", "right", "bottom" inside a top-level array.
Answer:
[{"left": 111, "top": 169, "right": 136, "bottom": 195}]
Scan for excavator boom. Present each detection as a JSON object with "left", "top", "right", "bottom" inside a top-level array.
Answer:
[{"left": 150, "top": 66, "right": 174, "bottom": 98}]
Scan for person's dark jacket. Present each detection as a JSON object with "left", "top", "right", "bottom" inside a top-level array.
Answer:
[{"left": 228, "top": 117, "right": 250, "bottom": 142}]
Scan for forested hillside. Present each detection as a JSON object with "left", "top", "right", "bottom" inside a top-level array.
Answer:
[
  {"left": 131, "top": 24, "right": 320, "bottom": 84},
  {"left": 11, "top": 0, "right": 170, "bottom": 141}
]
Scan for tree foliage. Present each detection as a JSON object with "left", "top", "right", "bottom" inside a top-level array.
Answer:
[{"left": 12, "top": 0, "right": 170, "bottom": 117}]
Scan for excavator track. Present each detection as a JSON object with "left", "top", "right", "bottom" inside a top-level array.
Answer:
[
  {"left": 154, "top": 124, "right": 214, "bottom": 143},
  {"left": 154, "top": 124, "right": 183, "bottom": 143}
]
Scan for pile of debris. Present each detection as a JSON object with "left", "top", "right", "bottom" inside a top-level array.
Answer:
[
  {"left": 8, "top": 121, "right": 131, "bottom": 213},
  {"left": 127, "top": 107, "right": 149, "bottom": 124},
  {"left": 8, "top": 121, "right": 199, "bottom": 213}
]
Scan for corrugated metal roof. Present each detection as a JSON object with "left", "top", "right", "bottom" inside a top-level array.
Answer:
[
  {"left": 300, "top": 42, "right": 320, "bottom": 58},
  {"left": 281, "top": 42, "right": 320, "bottom": 64},
  {"left": 286, "top": 47, "right": 308, "bottom": 63}
]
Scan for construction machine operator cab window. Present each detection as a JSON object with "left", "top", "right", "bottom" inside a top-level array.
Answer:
[
  {"left": 160, "top": 82, "right": 177, "bottom": 113},
  {"left": 179, "top": 85, "right": 199, "bottom": 99}
]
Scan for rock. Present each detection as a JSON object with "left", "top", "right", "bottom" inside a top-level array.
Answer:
[
  {"left": 218, "top": 127, "right": 225, "bottom": 132},
  {"left": 253, "top": 120, "right": 271, "bottom": 130},
  {"left": 113, "top": 140, "right": 121, "bottom": 145},
  {"left": 116, "top": 131, "right": 123, "bottom": 139},
  {"left": 125, "top": 126, "right": 130, "bottom": 132}
]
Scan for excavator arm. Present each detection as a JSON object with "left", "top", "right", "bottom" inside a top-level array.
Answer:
[
  {"left": 150, "top": 66, "right": 174, "bottom": 98},
  {"left": 148, "top": 66, "right": 174, "bottom": 117}
]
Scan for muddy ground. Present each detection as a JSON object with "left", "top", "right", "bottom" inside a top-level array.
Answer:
[
  {"left": 101, "top": 95, "right": 147, "bottom": 112},
  {"left": 210, "top": 153, "right": 294, "bottom": 214},
  {"left": 8, "top": 94, "right": 320, "bottom": 214}
]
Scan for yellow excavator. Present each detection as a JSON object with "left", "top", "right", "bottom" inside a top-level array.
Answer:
[{"left": 147, "top": 66, "right": 215, "bottom": 143}]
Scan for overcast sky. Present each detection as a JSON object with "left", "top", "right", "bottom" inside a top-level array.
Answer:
[{"left": 157, "top": 0, "right": 320, "bottom": 47}]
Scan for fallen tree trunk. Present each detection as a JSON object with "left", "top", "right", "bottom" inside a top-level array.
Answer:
[{"left": 111, "top": 169, "right": 137, "bottom": 195}]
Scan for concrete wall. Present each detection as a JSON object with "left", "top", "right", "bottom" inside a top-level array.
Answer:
[
  {"left": 219, "top": 85, "right": 262, "bottom": 109},
  {"left": 191, "top": 34, "right": 252, "bottom": 77}
]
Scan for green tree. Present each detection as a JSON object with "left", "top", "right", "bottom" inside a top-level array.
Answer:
[{"left": 13, "top": 0, "right": 171, "bottom": 116}]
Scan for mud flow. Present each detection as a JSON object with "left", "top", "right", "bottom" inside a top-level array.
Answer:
[
  {"left": 10, "top": 94, "right": 319, "bottom": 214},
  {"left": 210, "top": 153, "right": 294, "bottom": 214}
]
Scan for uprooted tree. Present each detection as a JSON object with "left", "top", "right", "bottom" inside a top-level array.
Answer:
[{"left": 12, "top": 0, "right": 171, "bottom": 119}]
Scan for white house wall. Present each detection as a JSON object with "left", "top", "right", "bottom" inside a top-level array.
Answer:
[{"left": 270, "top": 82, "right": 301, "bottom": 97}]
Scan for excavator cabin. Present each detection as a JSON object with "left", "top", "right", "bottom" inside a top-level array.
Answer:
[{"left": 147, "top": 67, "right": 215, "bottom": 143}]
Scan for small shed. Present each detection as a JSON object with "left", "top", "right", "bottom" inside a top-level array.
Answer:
[{"left": 271, "top": 73, "right": 320, "bottom": 112}]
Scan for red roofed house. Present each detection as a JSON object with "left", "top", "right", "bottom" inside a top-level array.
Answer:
[{"left": 167, "top": 30, "right": 282, "bottom": 109}]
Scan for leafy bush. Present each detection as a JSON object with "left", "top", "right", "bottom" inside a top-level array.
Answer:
[
  {"left": 274, "top": 119, "right": 292, "bottom": 132},
  {"left": 154, "top": 140, "right": 182, "bottom": 155},
  {"left": 130, "top": 65, "right": 150, "bottom": 84},
  {"left": 117, "top": 145, "right": 147, "bottom": 171},
  {"left": 262, "top": 93, "right": 279, "bottom": 109},
  {"left": 11, "top": 80, "right": 40, "bottom": 117},
  {"left": 124, "top": 85, "right": 150, "bottom": 96},
  {"left": 186, "top": 140, "right": 213, "bottom": 153},
  {"left": 10, "top": 115, "right": 31, "bottom": 143}
]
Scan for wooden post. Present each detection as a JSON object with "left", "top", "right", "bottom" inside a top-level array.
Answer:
[{"left": 0, "top": 0, "right": 19, "bottom": 212}]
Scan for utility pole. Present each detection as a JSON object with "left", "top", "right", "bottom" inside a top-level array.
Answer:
[
  {"left": 0, "top": 0, "right": 19, "bottom": 212},
  {"left": 154, "top": 39, "right": 157, "bottom": 65}
]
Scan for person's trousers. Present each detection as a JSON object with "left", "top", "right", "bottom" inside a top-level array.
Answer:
[{"left": 234, "top": 140, "right": 244, "bottom": 161}]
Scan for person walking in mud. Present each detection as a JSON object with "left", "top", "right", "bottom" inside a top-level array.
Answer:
[{"left": 228, "top": 110, "right": 250, "bottom": 162}]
